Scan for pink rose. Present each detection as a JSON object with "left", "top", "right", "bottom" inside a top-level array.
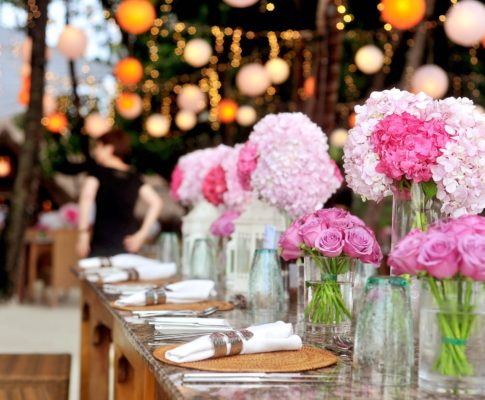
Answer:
[
  {"left": 330, "top": 160, "right": 344, "bottom": 184},
  {"left": 417, "top": 233, "right": 459, "bottom": 279},
  {"left": 210, "top": 211, "right": 240, "bottom": 238},
  {"left": 388, "top": 229, "right": 426, "bottom": 275},
  {"left": 170, "top": 165, "right": 184, "bottom": 201},
  {"left": 458, "top": 234, "right": 485, "bottom": 281},
  {"left": 279, "top": 224, "right": 303, "bottom": 261},
  {"left": 360, "top": 241, "right": 383, "bottom": 266},
  {"left": 299, "top": 216, "right": 324, "bottom": 248},
  {"left": 237, "top": 142, "right": 259, "bottom": 191},
  {"left": 202, "top": 165, "right": 227, "bottom": 206},
  {"left": 315, "top": 228, "right": 344, "bottom": 257},
  {"left": 343, "top": 226, "right": 374, "bottom": 259},
  {"left": 314, "top": 208, "right": 348, "bottom": 228}
]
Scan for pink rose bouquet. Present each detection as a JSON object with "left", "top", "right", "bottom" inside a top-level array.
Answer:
[
  {"left": 279, "top": 208, "right": 382, "bottom": 324},
  {"left": 344, "top": 89, "right": 485, "bottom": 218},
  {"left": 237, "top": 113, "right": 342, "bottom": 219},
  {"left": 389, "top": 215, "right": 485, "bottom": 378}
]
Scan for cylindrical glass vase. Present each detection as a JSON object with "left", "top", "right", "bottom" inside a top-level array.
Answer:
[
  {"left": 419, "top": 279, "right": 485, "bottom": 395},
  {"left": 303, "top": 255, "right": 354, "bottom": 337}
]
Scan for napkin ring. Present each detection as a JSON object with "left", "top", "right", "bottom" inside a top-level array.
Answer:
[
  {"left": 209, "top": 333, "right": 227, "bottom": 358},
  {"left": 100, "top": 257, "right": 112, "bottom": 268},
  {"left": 125, "top": 268, "right": 139, "bottom": 281},
  {"left": 145, "top": 288, "right": 166, "bottom": 305},
  {"left": 225, "top": 331, "right": 243, "bottom": 356},
  {"left": 238, "top": 329, "right": 254, "bottom": 341}
]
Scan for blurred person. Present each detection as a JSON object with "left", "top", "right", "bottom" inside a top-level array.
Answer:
[{"left": 77, "top": 129, "right": 162, "bottom": 257}]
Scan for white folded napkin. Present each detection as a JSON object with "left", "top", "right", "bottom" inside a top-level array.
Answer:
[
  {"left": 165, "top": 321, "right": 302, "bottom": 363},
  {"left": 114, "top": 280, "right": 215, "bottom": 306},
  {"left": 79, "top": 254, "right": 164, "bottom": 270},
  {"left": 85, "top": 262, "right": 176, "bottom": 283}
]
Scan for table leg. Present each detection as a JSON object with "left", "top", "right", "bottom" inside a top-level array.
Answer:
[{"left": 27, "top": 243, "right": 38, "bottom": 302}]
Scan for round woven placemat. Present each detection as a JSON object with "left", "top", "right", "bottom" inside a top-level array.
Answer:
[
  {"left": 111, "top": 300, "right": 234, "bottom": 312},
  {"left": 153, "top": 345, "right": 337, "bottom": 372}
]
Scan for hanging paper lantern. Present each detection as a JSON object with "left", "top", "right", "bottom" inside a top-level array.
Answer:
[
  {"left": 304, "top": 76, "right": 315, "bottom": 97},
  {"left": 183, "top": 39, "right": 213, "bottom": 68},
  {"left": 116, "top": 92, "right": 143, "bottom": 119},
  {"left": 349, "top": 112, "right": 356, "bottom": 128},
  {"left": 236, "top": 63, "right": 271, "bottom": 97},
  {"left": 20, "top": 37, "right": 51, "bottom": 62},
  {"left": 330, "top": 128, "right": 349, "bottom": 148},
  {"left": 146, "top": 114, "right": 171, "bottom": 137},
  {"left": 217, "top": 99, "right": 239, "bottom": 124},
  {"left": 114, "top": 57, "right": 143, "bottom": 85},
  {"left": 18, "top": 76, "right": 30, "bottom": 106},
  {"left": 175, "top": 110, "right": 197, "bottom": 131},
  {"left": 223, "top": 0, "right": 259, "bottom": 8},
  {"left": 20, "top": 63, "right": 31, "bottom": 78},
  {"left": 265, "top": 58, "right": 290, "bottom": 84},
  {"left": 381, "top": 0, "right": 426, "bottom": 30},
  {"left": 236, "top": 105, "right": 257, "bottom": 126},
  {"left": 411, "top": 64, "right": 448, "bottom": 99},
  {"left": 43, "top": 94, "right": 57, "bottom": 116},
  {"left": 84, "top": 113, "right": 112, "bottom": 138},
  {"left": 116, "top": 0, "right": 156, "bottom": 35},
  {"left": 57, "top": 26, "right": 87, "bottom": 60},
  {"left": 355, "top": 45, "right": 384, "bottom": 74},
  {"left": 0, "top": 157, "right": 11, "bottom": 178},
  {"left": 176, "top": 84, "right": 207, "bottom": 113},
  {"left": 45, "top": 112, "right": 68, "bottom": 133},
  {"left": 444, "top": 0, "right": 485, "bottom": 47}
]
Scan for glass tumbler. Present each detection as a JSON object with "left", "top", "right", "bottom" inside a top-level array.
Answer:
[
  {"left": 189, "top": 238, "right": 216, "bottom": 282},
  {"left": 158, "top": 232, "right": 181, "bottom": 273},
  {"left": 248, "top": 249, "right": 285, "bottom": 317},
  {"left": 352, "top": 276, "right": 414, "bottom": 386}
]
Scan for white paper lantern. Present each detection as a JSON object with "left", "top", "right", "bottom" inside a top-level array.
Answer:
[
  {"left": 444, "top": 0, "right": 485, "bottom": 47},
  {"left": 183, "top": 39, "right": 212, "bottom": 68},
  {"left": 330, "top": 128, "right": 348, "bottom": 148},
  {"left": 236, "top": 63, "right": 271, "bottom": 97},
  {"left": 355, "top": 45, "right": 384, "bottom": 74},
  {"left": 43, "top": 94, "right": 57, "bottom": 116},
  {"left": 176, "top": 84, "right": 207, "bottom": 113},
  {"left": 84, "top": 113, "right": 112, "bottom": 138},
  {"left": 116, "top": 93, "right": 143, "bottom": 120},
  {"left": 236, "top": 105, "right": 257, "bottom": 126},
  {"left": 146, "top": 114, "right": 171, "bottom": 137},
  {"left": 57, "top": 26, "right": 87, "bottom": 60},
  {"left": 175, "top": 110, "right": 197, "bottom": 131},
  {"left": 265, "top": 58, "right": 290, "bottom": 84},
  {"left": 411, "top": 64, "right": 449, "bottom": 99},
  {"left": 223, "top": 0, "right": 259, "bottom": 8}
]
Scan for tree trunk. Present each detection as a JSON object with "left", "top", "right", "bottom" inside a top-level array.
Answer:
[{"left": 0, "top": 0, "right": 49, "bottom": 299}]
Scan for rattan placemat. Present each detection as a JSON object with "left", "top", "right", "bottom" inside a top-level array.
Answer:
[
  {"left": 153, "top": 345, "right": 337, "bottom": 372},
  {"left": 111, "top": 300, "right": 235, "bottom": 312}
]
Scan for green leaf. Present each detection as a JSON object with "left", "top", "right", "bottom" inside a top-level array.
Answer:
[{"left": 421, "top": 181, "right": 437, "bottom": 201}]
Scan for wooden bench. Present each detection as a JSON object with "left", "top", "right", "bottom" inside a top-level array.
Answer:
[{"left": 0, "top": 354, "right": 71, "bottom": 400}]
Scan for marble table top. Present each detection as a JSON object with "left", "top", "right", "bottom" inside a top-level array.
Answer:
[{"left": 90, "top": 281, "right": 476, "bottom": 400}]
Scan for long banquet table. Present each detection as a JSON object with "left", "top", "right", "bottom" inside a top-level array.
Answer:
[{"left": 79, "top": 278, "right": 475, "bottom": 400}]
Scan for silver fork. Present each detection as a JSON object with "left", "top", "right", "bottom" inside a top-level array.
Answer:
[{"left": 134, "top": 306, "right": 219, "bottom": 319}]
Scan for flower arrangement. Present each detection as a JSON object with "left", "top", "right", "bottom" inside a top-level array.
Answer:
[
  {"left": 210, "top": 211, "right": 241, "bottom": 238},
  {"left": 389, "top": 215, "right": 485, "bottom": 379},
  {"left": 236, "top": 112, "right": 342, "bottom": 219},
  {"left": 279, "top": 208, "right": 382, "bottom": 324},
  {"left": 343, "top": 89, "right": 485, "bottom": 217},
  {"left": 170, "top": 144, "right": 232, "bottom": 206},
  {"left": 37, "top": 202, "right": 80, "bottom": 230}
]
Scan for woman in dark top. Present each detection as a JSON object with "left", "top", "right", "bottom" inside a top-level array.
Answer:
[{"left": 76, "top": 129, "right": 162, "bottom": 257}]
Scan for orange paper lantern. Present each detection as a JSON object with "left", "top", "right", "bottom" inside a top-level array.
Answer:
[
  {"left": 304, "top": 76, "right": 315, "bottom": 97},
  {"left": 45, "top": 112, "right": 68, "bottom": 133},
  {"left": 116, "top": 92, "right": 143, "bottom": 119},
  {"left": 18, "top": 76, "right": 31, "bottom": 106},
  {"left": 349, "top": 112, "right": 356, "bottom": 128},
  {"left": 381, "top": 0, "right": 425, "bottom": 30},
  {"left": 114, "top": 57, "right": 143, "bottom": 85},
  {"left": 116, "top": 0, "right": 156, "bottom": 35},
  {"left": 482, "top": 35, "right": 485, "bottom": 48},
  {"left": 217, "top": 99, "right": 238, "bottom": 124},
  {"left": 0, "top": 157, "right": 12, "bottom": 178}
]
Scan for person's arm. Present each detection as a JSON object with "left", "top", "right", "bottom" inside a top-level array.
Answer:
[
  {"left": 124, "top": 184, "right": 163, "bottom": 253},
  {"left": 76, "top": 176, "right": 99, "bottom": 258}
]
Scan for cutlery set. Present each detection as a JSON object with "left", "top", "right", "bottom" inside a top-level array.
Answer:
[{"left": 182, "top": 373, "right": 333, "bottom": 384}]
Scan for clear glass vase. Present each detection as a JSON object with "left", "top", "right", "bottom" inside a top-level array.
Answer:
[
  {"left": 351, "top": 260, "right": 378, "bottom": 329},
  {"left": 419, "top": 278, "right": 485, "bottom": 395},
  {"left": 189, "top": 238, "right": 216, "bottom": 282},
  {"left": 303, "top": 255, "right": 354, "bottom": 337},
  {"left": 158, "top": 232, "right": 181, "bottom": 275}
]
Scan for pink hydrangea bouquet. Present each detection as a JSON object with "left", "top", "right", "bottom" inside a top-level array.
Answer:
[
  {"left": 389, "top": 215, "right": 485, "bottom": 379},
  {"left": 202, "top": 145, "right": 252, "bottom": 212},
  {"left": 279, "top": 208, "right": 382, "bottom": 324},
  {"left": 343, "top": 89, "right": 485, "bottom": 222},
  {"left": 170, "top": 144, "right": 232, "bottom": 206},
  {"left": 237, "top": 112, "right": 342, "bottom": 219}
]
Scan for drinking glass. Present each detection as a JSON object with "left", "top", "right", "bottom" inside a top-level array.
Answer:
[
  {"left": 158, "top": 232, "right": 181, "bottom": 274},
  {"left": 248, "top": 249, "right": 286, "bottom": 323},
  {"left": 189, "top": 238, "right": 216, "bottom": 281},
  {"left": 352, "top": 276, "right": 414, "bottom": 386}
]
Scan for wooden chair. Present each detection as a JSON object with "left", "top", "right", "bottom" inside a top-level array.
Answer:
[{"left": 0, "top": 354, "right": 71, "bottom": 400}]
